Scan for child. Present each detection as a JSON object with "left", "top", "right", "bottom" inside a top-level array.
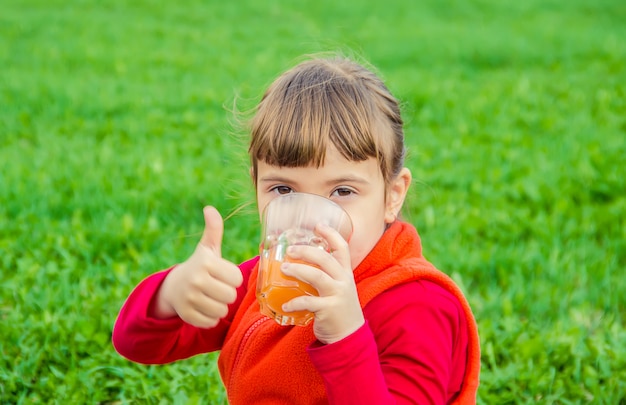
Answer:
[{"left": 113, "top": 55, "right": 480, "bottom": 404}]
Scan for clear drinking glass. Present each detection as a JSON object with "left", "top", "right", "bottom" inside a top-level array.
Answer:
[{"left": 256, "top": 193, "right": 353, "bottom": 326}]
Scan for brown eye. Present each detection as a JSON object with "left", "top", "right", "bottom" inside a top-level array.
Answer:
[
  {"left": 272, "top": 186, "right": 293, "bottom": 195},
  {"left": 331, "top": 188, "right": 354, "bottom": 197}
]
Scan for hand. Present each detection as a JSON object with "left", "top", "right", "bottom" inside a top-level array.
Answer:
[
  {"left": 281, "top": 224, "right": 365, "bottom": 344},
  {"left": 154, "top": 206, "right": 244, "bottom": 328}
]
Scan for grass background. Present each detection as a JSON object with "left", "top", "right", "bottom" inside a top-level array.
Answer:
[{"left": 1, "top": 0, "right": 625, "bottom": 403}]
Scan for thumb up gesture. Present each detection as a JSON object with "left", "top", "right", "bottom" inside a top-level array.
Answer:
[{"left": 154, "top": 206, "right": 244, "bottom": 328}]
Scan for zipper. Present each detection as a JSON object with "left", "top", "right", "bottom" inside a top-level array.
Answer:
[{"left": 227, "top": 316, "right": 270, "bottom": 402}]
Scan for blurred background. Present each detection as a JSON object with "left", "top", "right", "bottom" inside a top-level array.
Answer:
[{"left": 1, "top": 0, "right": 624, "bottom": 403}]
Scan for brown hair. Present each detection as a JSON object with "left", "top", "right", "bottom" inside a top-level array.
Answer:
[{"left": 249, "top": 55, "right": 406, "bottom": 187}]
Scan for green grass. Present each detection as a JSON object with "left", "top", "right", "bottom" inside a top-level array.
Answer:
[{"left": 1, "top": 0, "right": 625, "bottom": 403}]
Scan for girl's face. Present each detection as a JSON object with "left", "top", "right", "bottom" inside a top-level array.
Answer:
[{"left": 255, "top": 146, "right": 410, "bottom": 270}]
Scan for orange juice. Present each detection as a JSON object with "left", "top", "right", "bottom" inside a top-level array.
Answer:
[
  {"left": 256, "top": 193, "right": 353, "bottom": 326},
  {"left": 257, "top": 248, "right": 319, "bottom": 326}
]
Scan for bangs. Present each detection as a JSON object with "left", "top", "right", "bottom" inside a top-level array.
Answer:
[{"left": 249, "top": 61, "right": 391, "bottom": 171}]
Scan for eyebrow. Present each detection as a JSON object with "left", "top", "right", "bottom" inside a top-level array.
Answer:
[
  {"left": 258, "top": 174, "right": 371, "bottom": 185},
  {"left": 324, "top": 176, "right": 371, "bottom": 186},
  {"left": 258, "top": 175, "right": 295, "bottom": 184}
]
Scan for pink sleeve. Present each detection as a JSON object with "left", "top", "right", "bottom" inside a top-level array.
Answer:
[
  {"left": 112, "top": 258, "right": 257, "bottom": 365},
  {"left": 307, "top": 280, "right": 468, "bottom": 405}
]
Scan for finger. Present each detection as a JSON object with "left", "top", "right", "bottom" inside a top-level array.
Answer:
[
  {"left": 286, "top": 246, "right": 349, "bottom": 283},
  {"left": 315, "top": 223, "right": 351, "bottom": 270},
  {"left": 200, "top": 206, "right": 224, "bottom": 256},
  {"left": 194, "top": 275, "right": 239, "bottom": 304},
  {"left": 185, "top": 293, "right": 231, "bottom": 322},
  {"left": 177, "top": 300, "right": 224, "bottom": 329},
  {"left": 186, "top": 248, "right": 243, "bottom": 290},
  {"left": 282, "top": 294, "right": 325, "bottom": 314},
  {"left": 194, "top": 296, "right": 230, "bottom": 320},
  {"left": 181, "top": 311, "right": 221, "bottom": 329},
  {"left": 281, "top": 260, "right": 334, "bottom": 295},
  {"left": 197, "top": 207, "right": 244, "bottom": 288},
  {"left": 206, "top": 257, "right": 244, "bottom": 288}
]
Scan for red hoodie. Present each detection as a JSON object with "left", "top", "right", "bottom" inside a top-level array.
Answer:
[{"left": 113, "top": 221, "right": 480, "bottom": 404}]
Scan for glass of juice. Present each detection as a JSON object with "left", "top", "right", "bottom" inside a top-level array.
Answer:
[{"left": 256, "top": 193, "right": 353, "bottom": 326}]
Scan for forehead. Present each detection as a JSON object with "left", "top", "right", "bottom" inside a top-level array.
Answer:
[{"left": 256, "top": 146, "right": 383, "bottom": 186}]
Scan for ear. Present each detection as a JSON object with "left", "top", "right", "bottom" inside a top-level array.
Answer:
[{"left": 385, "top": 168, "right": 412, "bottom": 224}]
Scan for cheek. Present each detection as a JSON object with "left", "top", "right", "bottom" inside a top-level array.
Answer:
[
  {"left": 347, "top": 216, "right": 387, "bottom": 270},
  {"left": 256, "top": 192, "right": 276, "bottom": 216},
  {"left": 344, "top": 198, "right": 388, "bottom": 267},
  {"left": 348, "top": 232, "right": 382, "bottom": 270}
]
